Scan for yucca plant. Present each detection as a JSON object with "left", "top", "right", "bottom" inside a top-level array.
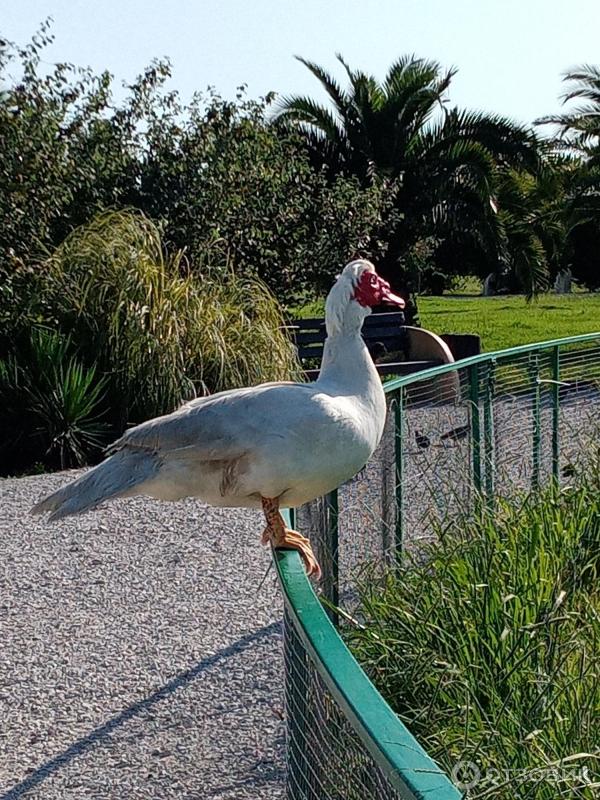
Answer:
[
  {"left": 0, "top": 329, "right": 109, "bottom": 471},
  {"left": 25, "top": 331, "right": 109, "bottom": 468},
  {"left": 347, "top": 485, "right": 600, "bottom": 799}
]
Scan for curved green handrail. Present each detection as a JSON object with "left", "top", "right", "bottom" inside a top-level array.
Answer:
[
  {"left": 275, "top": 546, "right": 461, "bottom": 800},
  {"left": 384, "top": 331, "right": 600, "bottom": 393}
]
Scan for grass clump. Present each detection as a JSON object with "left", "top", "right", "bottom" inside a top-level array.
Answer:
[
  {"left": 0, "top": 210, "right": 300, "bottom": 472},
  {"left": 347, "top": 485, "right": 600, "bottom": 798},
  {"left": 43, "top": 210, "right": 300, "bottom": 421}
]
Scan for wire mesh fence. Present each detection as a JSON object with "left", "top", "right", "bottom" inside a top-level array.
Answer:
[
  {"left": 277, "top": 333, "right": 600, "bottom": 799},
  {"left": 302, "top": 334, "right": 600, "bottom": 612},
  {"left": 284, "top": 608, "right": 405, "bottom": 800},
  {"left": 276, "top": 551, "right": 461, "bottom": 800}
]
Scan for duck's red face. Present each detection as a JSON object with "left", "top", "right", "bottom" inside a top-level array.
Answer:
[{"left": 354, "top": 270, "right": 405, "bottom": 309}]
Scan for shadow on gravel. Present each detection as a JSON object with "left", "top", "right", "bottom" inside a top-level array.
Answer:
[{"left": 1, "top": 621, "right": 283, "bottom": 800}]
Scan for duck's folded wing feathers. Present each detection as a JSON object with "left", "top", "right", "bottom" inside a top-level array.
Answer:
[{"left": 107, "top": 382, "right": 318, "bottom": 461}]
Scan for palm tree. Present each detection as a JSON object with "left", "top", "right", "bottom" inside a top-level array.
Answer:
[
  {"left": 275, "top": 54, "right": 456, "bottom": 183},
  {"left": 275, "top": 55, "right": 545, "bottom": 296},
  {"left": 537, "top": 65, "right": 600, "bottom": 159},
  {"left": 537, "top": 66, "right": 600, "bottom": 289},
  {"left": 493, "top": 163, "right": 567, "bottom": 295}
]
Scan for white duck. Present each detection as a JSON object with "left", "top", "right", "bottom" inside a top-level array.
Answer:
[{"left": 32, "top": 260, "right": 405, "bottom": 578}]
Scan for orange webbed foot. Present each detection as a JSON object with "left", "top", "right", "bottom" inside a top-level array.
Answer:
[{"left": 261, "top": 497, "right": 322, "bottom": 580}]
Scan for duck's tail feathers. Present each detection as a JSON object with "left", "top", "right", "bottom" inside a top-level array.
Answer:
[{"left": 31, "top": 448, "right": 160, "bottom": 521}]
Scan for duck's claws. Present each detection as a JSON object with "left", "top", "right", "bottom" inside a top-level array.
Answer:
[
  {"left": 260, "top": 496, "right": 321, "bottom": 579},
  {"left": 266, "top": 527, "right": 322, "bottom": 580}
]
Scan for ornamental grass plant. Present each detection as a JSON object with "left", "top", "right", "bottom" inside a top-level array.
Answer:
[
  {"left": 347, "top": 482, "right": 600, "bottom": 798},
  {"left": 0, "top": 210, "right": 300, "bottom": 473}
]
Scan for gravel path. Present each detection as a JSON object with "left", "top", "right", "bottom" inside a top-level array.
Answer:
[
  {"left": 2, "top": 382, "right": 597, "bottom": 799},
  {"left": 0, "top": 471, "right": 285, "bottom": 800}
]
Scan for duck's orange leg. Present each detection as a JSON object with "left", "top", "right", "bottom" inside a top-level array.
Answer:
[{"left": 261, "top": 497, "right": 322, "bottom": 579}]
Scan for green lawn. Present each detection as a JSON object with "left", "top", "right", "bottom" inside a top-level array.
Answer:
[
  {"left": 290, "top": 293, "right": 600, "bottom": 352},
  {"left": 420, "top": 293, "right": 600, "bottom": 352}
]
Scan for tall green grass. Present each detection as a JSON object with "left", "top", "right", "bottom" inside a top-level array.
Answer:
[
  {"left": 347, "top": 485, "right": 600, "bottom": 798},
  {"left": 0, "top": 210, "right": 301, "bottom": 472},
  {"left": 44, "top": 210, "right": 300, "bottom": 422}
]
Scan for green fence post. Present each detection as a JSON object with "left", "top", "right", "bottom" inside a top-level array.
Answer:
[
  {"left": 394, "top": 389, "right": 405, "bottom": 565},
  {"left": 483, "top": 359, "right": 496, "bottom": 511},
  {"left": 325, "top": 489, "right": 339, "bottom": 625},
  {"left": 469, "top": 363, "right": 482, "bottom": 494},
  {"left": 529, "top": 352, "right": 541, "bottom": 492},
  {"left": 552, "top": 345, "right": 561, "bottom": 483},
  {"left": 394, "top": 389, "right": 404, "bottom": 566}
]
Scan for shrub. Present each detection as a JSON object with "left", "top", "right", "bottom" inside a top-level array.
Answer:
[
  {"left": 0, "top": 330, "right": 108, "bottom": 471},
  {"left": 0, "top": 210, "right": 301, "bottom": 474}
]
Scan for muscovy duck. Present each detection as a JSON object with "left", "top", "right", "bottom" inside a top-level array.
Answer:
[{"left": 32, "top": 260, "right": 405, "bottom": 578}]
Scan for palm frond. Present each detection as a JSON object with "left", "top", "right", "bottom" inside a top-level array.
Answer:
[
  {"left": 560, "top": 64, "right": 600, "bottom": 104},
  {"left": 273, "top": 95, "right": 345, "bottom": 143},
  {"left": 335, "top": 53, "right": 367, "bottom": 90},
  {"left": 293, "top": 56, "right": 349, "bottom": 112}
]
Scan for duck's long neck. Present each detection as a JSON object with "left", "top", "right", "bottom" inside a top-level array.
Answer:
[{"left": 317, "top": 328, "right": 381, "bottom": 398}]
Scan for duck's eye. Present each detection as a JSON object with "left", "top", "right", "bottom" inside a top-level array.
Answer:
[{"left": 354, "top": 271, "right": 383, "bottom": 306}]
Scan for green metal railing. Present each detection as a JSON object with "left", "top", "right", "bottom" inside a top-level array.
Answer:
[
  {"left": 275, "top": 332, "right": 600, "bottom": 800},
  {"left": 383, "top": 331, "right": 600, "bottom": 559},
  {"left": 276, "top": 544, "right": 461, "bottom": 800}
]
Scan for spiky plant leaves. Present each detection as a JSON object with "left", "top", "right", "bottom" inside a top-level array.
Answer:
[
  {"left": 24, "top": 329, "right": 109, "bottom": 467},
  {"left": 0, "top": 329, "right": 109, "bottom": 471}
]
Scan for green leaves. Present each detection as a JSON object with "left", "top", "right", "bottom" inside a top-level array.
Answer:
[
  {"left": 25, "top": 335, "right": 109, "bottom": 469},
  {"left": 274, "top": 52, "right": 549, "bottom": 295},
  {"left": 0, "top": 330, "right": 109, "bottom": 471},
  {"left": 0, "top": 209, "right": 305, "bottom": 474},
  {"left": 536, "top": 66, "right": 600, "bottom": 290},
  {"left": 538, "top": 65, "right": 600, "bottom": 151}
]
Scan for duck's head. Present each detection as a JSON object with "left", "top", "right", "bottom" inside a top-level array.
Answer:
[{"left": 325, "top": 259, "right": 405, "bottom": 335}]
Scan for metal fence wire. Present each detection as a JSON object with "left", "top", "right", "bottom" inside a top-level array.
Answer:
[
  {"left": 277, "top": 333, "right": 600, "bottom": 800},
  {"left": 275, "top": 549, "right": 461, "bottom": 800},
  {"left": 284, "top": 607, "right": 403, "bottom": 800}
]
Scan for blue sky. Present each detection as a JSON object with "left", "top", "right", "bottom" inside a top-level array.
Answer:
[{"left": 3, "top": 0, "right": 600, "bottom": 125}]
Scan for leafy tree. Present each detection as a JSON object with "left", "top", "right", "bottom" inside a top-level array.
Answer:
[
  {"left": 0, "top": 21, "right": 143, "bottom": 267},
  {"left": 0, "top": 25, "right": 392, "bottom": 304},
  {"left": 137, "top": 87, "right": 392, "bottom": 302}
]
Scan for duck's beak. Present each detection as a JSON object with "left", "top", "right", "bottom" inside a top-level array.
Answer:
[{"left": 380, "top": 284, "right": 406, "bottom": 308}]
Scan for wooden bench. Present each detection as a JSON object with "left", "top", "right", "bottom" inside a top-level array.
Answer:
[
  {"left": 290, "top": 312, "right": 440, "bottom": 379},
  {"left": 290, "top": 313, "right": 481, "bottom": 379}
]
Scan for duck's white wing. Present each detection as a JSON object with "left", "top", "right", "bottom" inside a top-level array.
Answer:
[{"left": 108, "top": 381, "right": 339, "bottom": 462}]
